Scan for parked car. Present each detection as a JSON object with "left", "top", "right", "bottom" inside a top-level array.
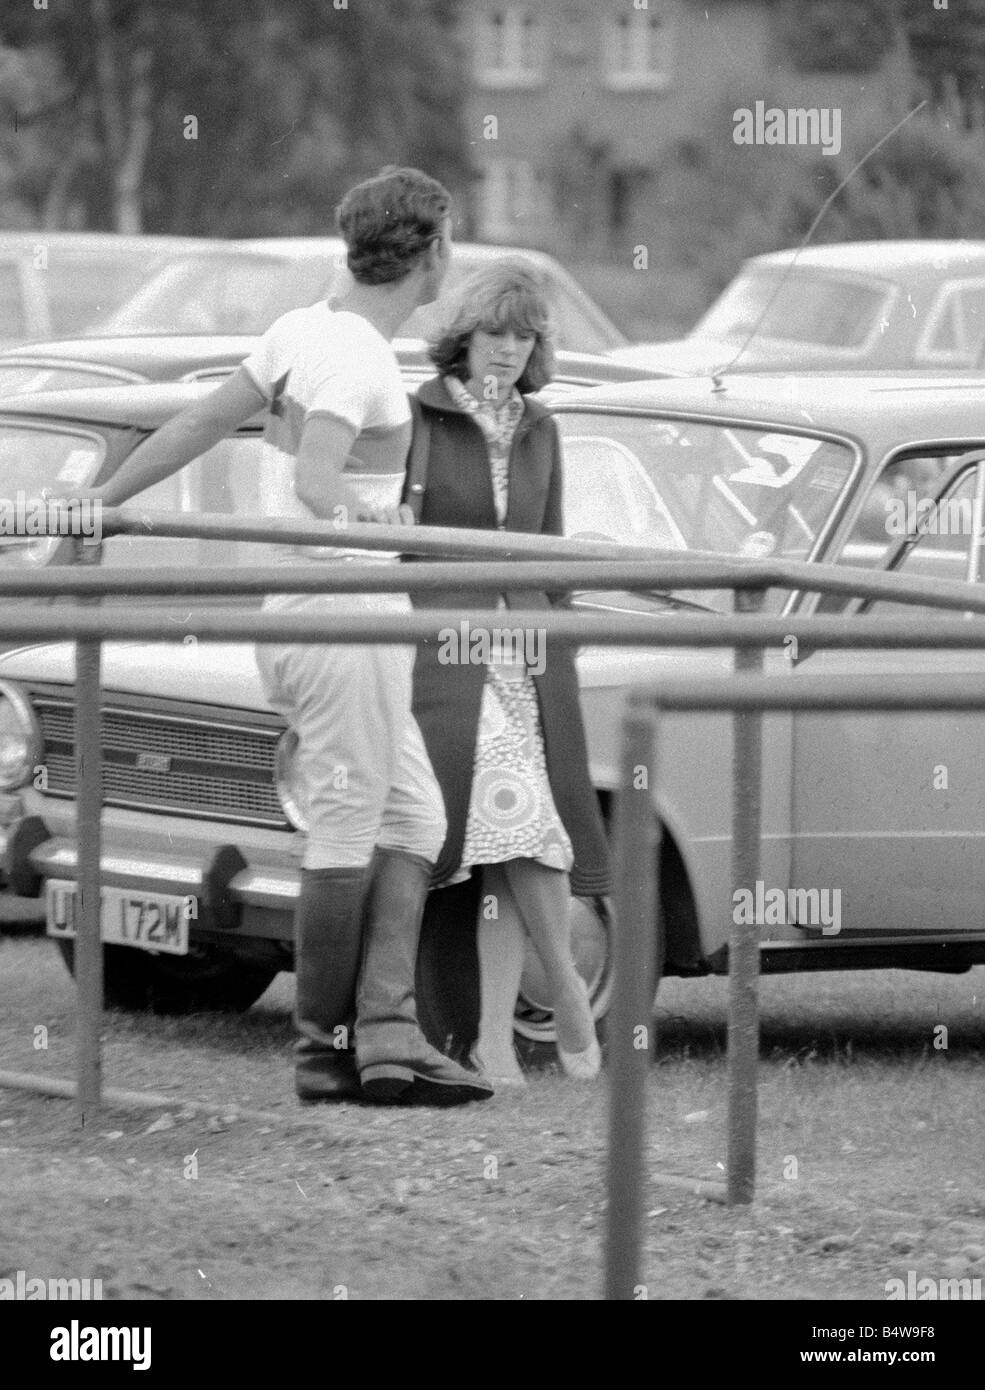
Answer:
[
  {"left": 0, "top": 334, "right": 662, "bottom": 401},
  {"left": 611, "top": 240, "right": 985, "bottom": 374},
  {"left": 0, "top": 231, "right": 235, "bottom": 347},
  {"left": 93, "top": 239, "right": 629, "bottom": 355},
  {"left": 1, "top": 372, "right": 984, "bottom": 1037}
]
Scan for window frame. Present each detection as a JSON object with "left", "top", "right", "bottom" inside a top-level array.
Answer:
[
  {"left": 603, "top": 3, "right": 675, "bottom": 92},
  {"left": 820, "top": 449, "right": 985, "bottom": 619},
  {"left": 914, "top": 278, "right": 985, "bottom": 367},
  {"left": 475, "top": 158, "right": 544, "bottom": 241},
  {"left": 474, "top": 7, "right": 547, "bottom": 89}
]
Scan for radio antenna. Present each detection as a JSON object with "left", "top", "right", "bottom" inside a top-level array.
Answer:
[{"left": 713, "top": 99, "right": 929, "bottom": 378}]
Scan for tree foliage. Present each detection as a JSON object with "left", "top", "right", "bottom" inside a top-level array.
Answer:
[
  {"left": 660, "top": 101, "right": 985, "bottom": 293},
  {"left": 775, "top": 0, "right": 901, "bottom": 75},
  {"left": 902, "top": 0, "right": 985, "bottom": 95},
  {"left": 0, "top": 0, "right": 471, "bottom": 233}
]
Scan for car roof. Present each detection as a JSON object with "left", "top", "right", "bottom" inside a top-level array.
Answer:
[
  {"left": 237, "top": 237, "right": 562, "bottom": 269},
  {"left": 0, "top": 230, "right": 229, "bottom": 254},
  {"left": 547, "top": 369, "right": 985, "bottom": 439},
  {"left": 0, "top": 335, "right": 259, "bottom": 375},
  {"left": 751, "top": 240, "right": 985, "bottom": 276},
  {"left": 0, "top": 349, "right": 660, "bottom": 429},
  {"left": 0, "top": 382, "right": 224, "bottom": 429},
  {"left": 0, "top": 335, "right": 657, "bottom": 388}
]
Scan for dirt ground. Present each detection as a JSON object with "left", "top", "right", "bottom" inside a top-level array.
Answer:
[{"left": 1, "top": 929, "right": 984, "bottom": 1301}]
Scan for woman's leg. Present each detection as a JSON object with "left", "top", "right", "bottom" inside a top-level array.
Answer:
[
  {"left": 474, "top": 863, "right": 527, "bottom": 1082},
  {"left": 500, "top": 859, "right": 597, "bottom": 1060}
]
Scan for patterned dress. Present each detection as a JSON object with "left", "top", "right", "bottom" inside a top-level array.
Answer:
[{"left": 442, "top": 376, "right": 574, "bottom": 882}]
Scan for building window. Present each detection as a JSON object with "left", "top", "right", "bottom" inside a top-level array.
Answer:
[
  {"left": 476, "top": 159, "right": 545, "bottom": 242},
  {"left": 475, "top": 7, "right": 546, "bottom": 88},
  {"left": 605, "top": 4, "right": 674, "bottom": 90}
]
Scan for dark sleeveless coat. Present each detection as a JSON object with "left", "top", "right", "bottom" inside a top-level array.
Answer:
[{"left": 404, "top": 375, "right": 611, "bottom": 898}]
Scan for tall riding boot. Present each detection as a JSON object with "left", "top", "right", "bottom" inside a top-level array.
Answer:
[
  {"left": 356, "top": 848, "right": 493, "bottom": 1105},
  {"left": 294, "top": 865, "right": 369, "bottom": 1102}
]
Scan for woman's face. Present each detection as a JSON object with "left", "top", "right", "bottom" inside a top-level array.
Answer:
[{"left": 466, "top": 324, "right": 536, "bottom": 398}]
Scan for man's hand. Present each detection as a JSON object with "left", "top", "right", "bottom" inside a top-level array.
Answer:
[{"left": 354, "top": 502, "right": 417, "bottom": 526}]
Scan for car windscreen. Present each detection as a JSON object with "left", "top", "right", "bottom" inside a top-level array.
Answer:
[
  {"left": 37, "top": 248, "right": 181, "bottom": 336},
  {"left": 697, "top": 267, "right": 893, "bottom": 350},
  {"left": 556, "top": 411, "right": 855, "bottom": 562},
  {"left": 92, "top": 255, "right": 335, "bottom": 335},
  {"left": 0, "top": 424, "right": 104, "bottom": 567}
]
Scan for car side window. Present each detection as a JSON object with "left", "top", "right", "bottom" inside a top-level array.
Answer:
[
  {"left": 100, "top": 437, "right": 287, "bottom": 570},
  {"left": 839, "top": 453, "right": 960, "bottom": 569},
  {"left": 868, "top": 468, "right": 982, "bottom": 619},
  {"left": 919, "top": 281, "right": 985, "bottom": 365}
]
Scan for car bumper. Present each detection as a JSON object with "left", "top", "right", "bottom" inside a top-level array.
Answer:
[{"left": 1, "top": 811, "right": 299, "bottom": 943}]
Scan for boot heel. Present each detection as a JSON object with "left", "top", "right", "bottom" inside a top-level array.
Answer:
[{"left": 360, "top": 1063, "right": 415, "bottom": 1102}]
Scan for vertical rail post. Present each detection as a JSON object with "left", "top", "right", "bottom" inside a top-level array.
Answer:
[
  {"left": 727, "top": 588, "right": 766, "bottom": 1203},
  {"left": 74, "top": 534, "right": 104, "bottom": 1125},
  {"left": 605, "top": 696, "right": 659, "bottom": 1299}
]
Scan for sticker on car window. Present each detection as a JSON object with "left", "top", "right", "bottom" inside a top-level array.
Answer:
[
  {"left": 809, "top": 463, "right": 849, "bottom": 492},
  {"left": 726, "top": 433, "right": 821, "bottom": 488},
  {"left": 56, "top": 448, "right": 97, "bottom": 488}
]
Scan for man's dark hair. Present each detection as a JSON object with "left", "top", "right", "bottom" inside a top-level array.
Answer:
[{"left": 336, "top": 166, "right": 452, "bottom": 286}]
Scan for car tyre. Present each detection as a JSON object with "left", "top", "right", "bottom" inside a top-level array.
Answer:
[{"left": 55, "top": 939, "right": 277, "bottom": 1014}]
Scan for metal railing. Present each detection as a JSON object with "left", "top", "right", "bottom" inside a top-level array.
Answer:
[{"left": 3, "top": 505, "right": 985, "bottom": 1300}]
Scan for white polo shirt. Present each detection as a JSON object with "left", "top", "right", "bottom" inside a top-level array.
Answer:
[{"left": 242, "top": 302, "right": 411, "bottom": 563}]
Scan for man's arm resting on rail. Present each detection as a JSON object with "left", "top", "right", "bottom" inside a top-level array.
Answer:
[{"left": 94, "top": 368, "right": 267, "bottom": 506}]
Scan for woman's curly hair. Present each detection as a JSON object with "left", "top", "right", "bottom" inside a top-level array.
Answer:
[
  {"left": 429, "top": 256, "right": 557, "bottom": 394},
  {"left": 336, "top": 166, "right": 451, "bottom": 286}
]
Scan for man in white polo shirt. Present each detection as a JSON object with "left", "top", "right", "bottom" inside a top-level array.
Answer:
[{"left": 92, "top": 168, "right": 491, "bottom": 1107}]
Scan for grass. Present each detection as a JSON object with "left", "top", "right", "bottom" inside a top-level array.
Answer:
[{"left": 1, "top": 931, "right": 983, "bottom": 1300}]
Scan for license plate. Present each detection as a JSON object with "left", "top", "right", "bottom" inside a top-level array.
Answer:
[{"left": 45, "top": 880, "right": 190, "bottom": 956}]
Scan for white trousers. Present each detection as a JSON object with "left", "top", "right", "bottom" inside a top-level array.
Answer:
[{"left": 255, "top": 592, "right": 447, "bottom": 869}]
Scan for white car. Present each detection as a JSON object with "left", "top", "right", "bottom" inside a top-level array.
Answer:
[
  {"left": 611, "top": 241, "right": 985, "bottom": 374},
  {"left": 0, "top": 231, "right": 233, "bottom": 347},
  {"left": 95, "top": 238, "right": 629, "bottom": 357},
  {"left": 2, "top": 371, "right": 985, "bottom": 1041}
]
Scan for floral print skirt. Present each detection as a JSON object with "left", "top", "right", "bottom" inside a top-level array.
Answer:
[{"left": 451, "top": 665, "right": 574, "bottom": 881}]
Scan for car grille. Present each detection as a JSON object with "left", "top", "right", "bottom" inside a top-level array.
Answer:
[{"left": 34, "top": 693, "right": 288, "bottom": 829}]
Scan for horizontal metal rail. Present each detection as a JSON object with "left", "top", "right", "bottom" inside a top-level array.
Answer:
[
  {"left": 0, "top": 609, "right": 984, "bottom": 647},
  {"left": 0, "top": 558, "right": 983, "bottom": 616},
  {"left": 87, "top": 508, "right": 675, "bottom": 560},
  {"left": 632, "top": 673, "right": 985, "bottom": 711},
  {"left": 14, "top": 503, "right": 985, "bottom": 613}
]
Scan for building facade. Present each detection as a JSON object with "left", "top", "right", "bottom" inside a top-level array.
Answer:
[{"left": 461, "top": 0, "right": 911, "bottom": 260}]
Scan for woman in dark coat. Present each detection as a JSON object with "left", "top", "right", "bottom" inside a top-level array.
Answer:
[{"left": 405, "top": 257, "right": 611, "bottom": 1083}]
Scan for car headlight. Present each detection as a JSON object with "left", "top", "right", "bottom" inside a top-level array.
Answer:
[
  {"left": 0, "top": 681, "right": 41, "bottom": 790},
  {"left": 274, "top": 728, "right": 310, "bottom": 832}
]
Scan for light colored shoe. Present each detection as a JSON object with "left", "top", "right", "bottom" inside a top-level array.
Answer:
[
  {"left": 488, "top": 1073, "right": 528, "bottom": 1090},
  {"left": 470, "top": 1046, "right": 528, "bottom": 1089},
  {"left": 555, "top": 971, "right": 602, "bottom": 1079},
  {"left": 557, "top": 1036, "right": 602, "bottom": 1081}
]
